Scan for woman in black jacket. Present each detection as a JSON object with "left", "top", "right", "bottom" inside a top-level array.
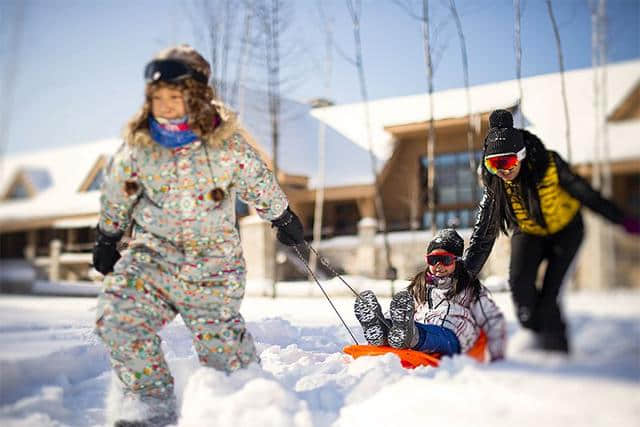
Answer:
[{"left": 464, "top": 109, "right": 638, "bottom": 353}]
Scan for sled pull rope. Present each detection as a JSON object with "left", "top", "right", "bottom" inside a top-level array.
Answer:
[
  {"left": 293, "top": 245, "right": 360, "bottom": 345},
  {"left": 304, "top": 242, "right": 392, "bottom": 329}
]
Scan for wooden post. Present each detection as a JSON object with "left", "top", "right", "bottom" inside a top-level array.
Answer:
[
  {"left": 24, "top": 230, "right": 37, "bottom": 260},
  {"left": 49, "top": 239, "right": 62, "bottom": 282},
  {"left": 239, "top": 215, "right": 276, "bottom": 295}
]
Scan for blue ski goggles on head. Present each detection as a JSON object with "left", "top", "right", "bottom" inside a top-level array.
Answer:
[{"left": 144, "top": 59, "right": 208, "bottom": 84}]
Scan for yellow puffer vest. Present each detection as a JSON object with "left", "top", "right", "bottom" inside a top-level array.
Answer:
[{"left": 505, "top": 153, "right": 581, "bottom": 236}]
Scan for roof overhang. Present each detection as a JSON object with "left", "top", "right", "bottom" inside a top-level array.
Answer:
[
  {"left": 608, "top": 79, "right": 640, "bottom": 122},
  {"left": 292, "top": 184, "right": 376, "bottom": 204},
  {"left": 383, "top": 111, "right": 493, "bottom": 138}
]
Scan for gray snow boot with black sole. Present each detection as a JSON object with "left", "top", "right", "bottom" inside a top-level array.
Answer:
[
  {"left": 388, "top": 290, "right": 418, "bottom": 349},
  {"left": 354, "top": 290, "right": 389, "bottom": 346}
]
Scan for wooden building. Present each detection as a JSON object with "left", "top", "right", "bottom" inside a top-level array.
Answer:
[{"left": 1, "top": 60, "right": 638, "bottom": 289}]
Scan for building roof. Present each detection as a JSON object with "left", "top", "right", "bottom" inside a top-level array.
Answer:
[
  {"left": 311, "top": 59, "right": 640, "bottom": 170},
  {"left": 0, "top": 139, "right": 122, "bottom": 228}
]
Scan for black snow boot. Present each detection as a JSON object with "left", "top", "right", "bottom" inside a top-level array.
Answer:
[
  {"left": 354, "top": 290, "right": 389, "bottom": 346},
  {"left": 388, "top": 290, "right": 417, "bottom": 349},
  {"left": 540, "top": 332, "right": 570, "bottom": 354}
]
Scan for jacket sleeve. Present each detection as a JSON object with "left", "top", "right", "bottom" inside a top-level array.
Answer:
[
  {"left": 231, "top": 131, "right": 288, "bottom": 221},
  {"left": 553, "top": 151, "right": 625, "bottom": 224},
  {"left": 98, "top": 142, "right": 142, "bottom": 236},
  {"left": 464, "top": 188, "right": 500, "bottom": 279},
  {"left": 470, "top": 286, "right": 507, "bottom": 361}
]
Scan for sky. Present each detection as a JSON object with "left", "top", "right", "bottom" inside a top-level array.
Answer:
[{"left": 0, "top": 0, "right": 638, "bottom": 156}]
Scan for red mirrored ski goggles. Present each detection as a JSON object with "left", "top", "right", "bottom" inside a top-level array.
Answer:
[
  {"left": 484, "top": 147, "right": 526, "bottom": 175},
  {"left": 425, "top": 252, "right": 457, "bottom": 266}
]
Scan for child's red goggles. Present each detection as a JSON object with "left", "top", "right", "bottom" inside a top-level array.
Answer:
[
  {"left": 425, "top": 252, "right": 457, "bottom": 266},
  {"left": 484, "top": 147, "right": 526, "bottom": 175}
]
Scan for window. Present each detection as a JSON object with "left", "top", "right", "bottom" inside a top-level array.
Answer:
[
  {"left": 235, "top": 197, "right": 249, "bottom": 218},
  {"left": 86, "top": 169, "right": 104, "bottom": 192},
  {"left": 420, "top": 150, "right": 482, "bottom": 229},
  {"left": 7, "top": 182, "right": 29, "bottom": 199},
  {"left": 422, "top": 207, "right": 478, "bottom": 229}
]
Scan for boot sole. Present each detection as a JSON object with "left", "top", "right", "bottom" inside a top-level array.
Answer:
[
  {"left": 388, "top": 290, "right": 415, "bottom": 349},
  {"left": 354, "top": 290, "right": 387, "bottom": 346}
]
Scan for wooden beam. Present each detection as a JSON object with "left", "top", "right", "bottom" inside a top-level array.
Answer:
[
  {"left": 573, "top": 158, "right": 640, "bottom": 177},
  {"left": 384, "top": 112, "right": 491, "bottom": 138},
  {"left": 288, "top": 184, "right": 376, "bottom": 204},
  {"left": 608, "top": 80, "right": 640, "bottom": 122}
]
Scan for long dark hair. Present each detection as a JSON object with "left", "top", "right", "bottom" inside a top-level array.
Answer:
[
  {"left": 407, "top": 261, "right": 481, "bottom": 305},
  {"left": 481, "top": 129, "right": 550, "bottom": 234}
]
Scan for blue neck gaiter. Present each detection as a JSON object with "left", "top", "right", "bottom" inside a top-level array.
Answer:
[{"left": 149, "top": 116, "right": 199, "bottom": 149}]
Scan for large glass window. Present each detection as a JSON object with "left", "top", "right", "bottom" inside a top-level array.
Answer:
[
  {"left": 86, "top": 169, "right": 104, "bottom": 192},
  {"left": 7, "top": 183, "right": 29, "bottom": 199},
  {"left": 422, "top": 208, "right": 478, "bottom": 229},
  {"left": 420, "top": 150, "right": 482, "bottom": 229}
]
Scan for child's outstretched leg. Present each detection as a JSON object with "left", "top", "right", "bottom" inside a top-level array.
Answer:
[
  {"left": 412, "top": 323, "right": 461, "bottom": 355},
  {"left": 388, "top": 290, "right": 419, "bottom": 349},
  {"left": 178, "top": 272, "right": 258, "bottom": 372},
  {"left": 354, "top": 290, "right": 389, "bottom": 346},
  {"left": 95, "top": 251, "right": 178, "bottom": 426}
]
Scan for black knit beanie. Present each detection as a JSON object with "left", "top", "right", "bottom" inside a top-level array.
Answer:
[
  {"left": 484, "top": 109, "right": 525, "bottom": 156},
  {"left": 427, "top": 229, "right": 464, "bottom": 257}
]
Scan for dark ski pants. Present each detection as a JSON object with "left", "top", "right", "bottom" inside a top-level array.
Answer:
[
  {"left": 413, "top": 323, "right": 461, "bottom": 355},
  {"left": 509, "top": 213, "right": 584, "bottom": 349}
]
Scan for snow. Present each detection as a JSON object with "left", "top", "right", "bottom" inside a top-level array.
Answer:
[{"left": 0, "top": 287, "right": 639, "bottom": 427}]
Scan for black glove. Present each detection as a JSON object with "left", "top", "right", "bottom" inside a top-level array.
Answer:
[
  {"left": 271, "top": 207, "right": 305, "bottom": 246},
  {"left": 92, "top": 228, "right": 122, "bottom": 275}
]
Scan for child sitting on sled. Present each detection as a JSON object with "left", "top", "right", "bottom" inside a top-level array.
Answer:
[{"left": 354, "top": 229, "right": 506, "bottom": 361}]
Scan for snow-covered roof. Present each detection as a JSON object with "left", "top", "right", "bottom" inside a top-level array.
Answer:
[
  {"left": 0, "top": 139, "right": 122, "bottom": 225},
  {"left": 311, "top": 59, "right": 640, "bottom": 167}
]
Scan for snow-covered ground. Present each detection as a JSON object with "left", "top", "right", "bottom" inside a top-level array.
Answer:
[{"left": 0, "top": 285, "right": 638, "bottom": 427}]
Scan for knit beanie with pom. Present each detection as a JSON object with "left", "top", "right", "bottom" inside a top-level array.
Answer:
[
  {"left": 427, "top": 229, "right": 464, "bottom": 257},
  {"left": 484, "top": 109, "right": 525, "bottom": 156}
]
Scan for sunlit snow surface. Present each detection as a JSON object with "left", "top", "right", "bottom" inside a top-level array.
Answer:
[{"left": 0, "top": 288, "right": 638, "bottom": 427}]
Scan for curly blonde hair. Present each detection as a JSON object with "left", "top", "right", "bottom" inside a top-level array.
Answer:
[{"left": 124, "top": 45, "right": 221, "bottom": 143}]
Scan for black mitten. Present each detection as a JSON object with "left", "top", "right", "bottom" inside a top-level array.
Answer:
[
  {"left": 271, "top": 207, "right": 305, "bottom": 246},
  {"left": 92, "top": 228, "right": 122, "bottom": 275}
]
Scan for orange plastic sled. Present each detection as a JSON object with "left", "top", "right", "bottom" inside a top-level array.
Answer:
[{"left": 344, "top": 330, "right": 487, "bottom": 369}]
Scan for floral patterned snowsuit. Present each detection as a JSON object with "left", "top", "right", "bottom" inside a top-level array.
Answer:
[{"left": 94, "top": 110, "right": 288, "bottom": 401}]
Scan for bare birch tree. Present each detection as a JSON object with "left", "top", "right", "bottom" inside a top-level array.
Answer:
[
  {"left": 596, "top": 0, "right": 612, "bottom": 197},
  {"left": 513, "top": 0, "right": 524, "bottom": 127},
  {"left": 259, "top": 0, "right": 282, "bottom": 180},
  {"left": 447, "top": 0, "right": 478, "bottom": 189},
  {"left": 588, "top": 0, "right": 603, "bottom": 190},
  {"left": 187, "top": 0, "right": 253, "bottom": 107},
  {"left": 392, "top": 0, "right": 462, "bottom": 231},
  {"left": 230, "top": 2, "right": 255, "bottom": 109},
  {"left": 344, "top": 0, "right": 396, "bottom": 281},
  {"left": 545, "top": 0, "right": 573, "bottom": 163},
  {"left": 422, "top": 0, "right": 437, "bottom": 234},
  {"left": 309, "top": 2, "right": 334, "bottom": 277}
]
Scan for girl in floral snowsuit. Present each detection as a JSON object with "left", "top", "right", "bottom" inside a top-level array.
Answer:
[{"left": 92, "top": 45, "right": 303, "bottom": 426}]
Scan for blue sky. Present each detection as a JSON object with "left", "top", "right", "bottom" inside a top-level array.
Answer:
[{"left": 1, "top": 0, "right": 638, "bottom": 155}]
